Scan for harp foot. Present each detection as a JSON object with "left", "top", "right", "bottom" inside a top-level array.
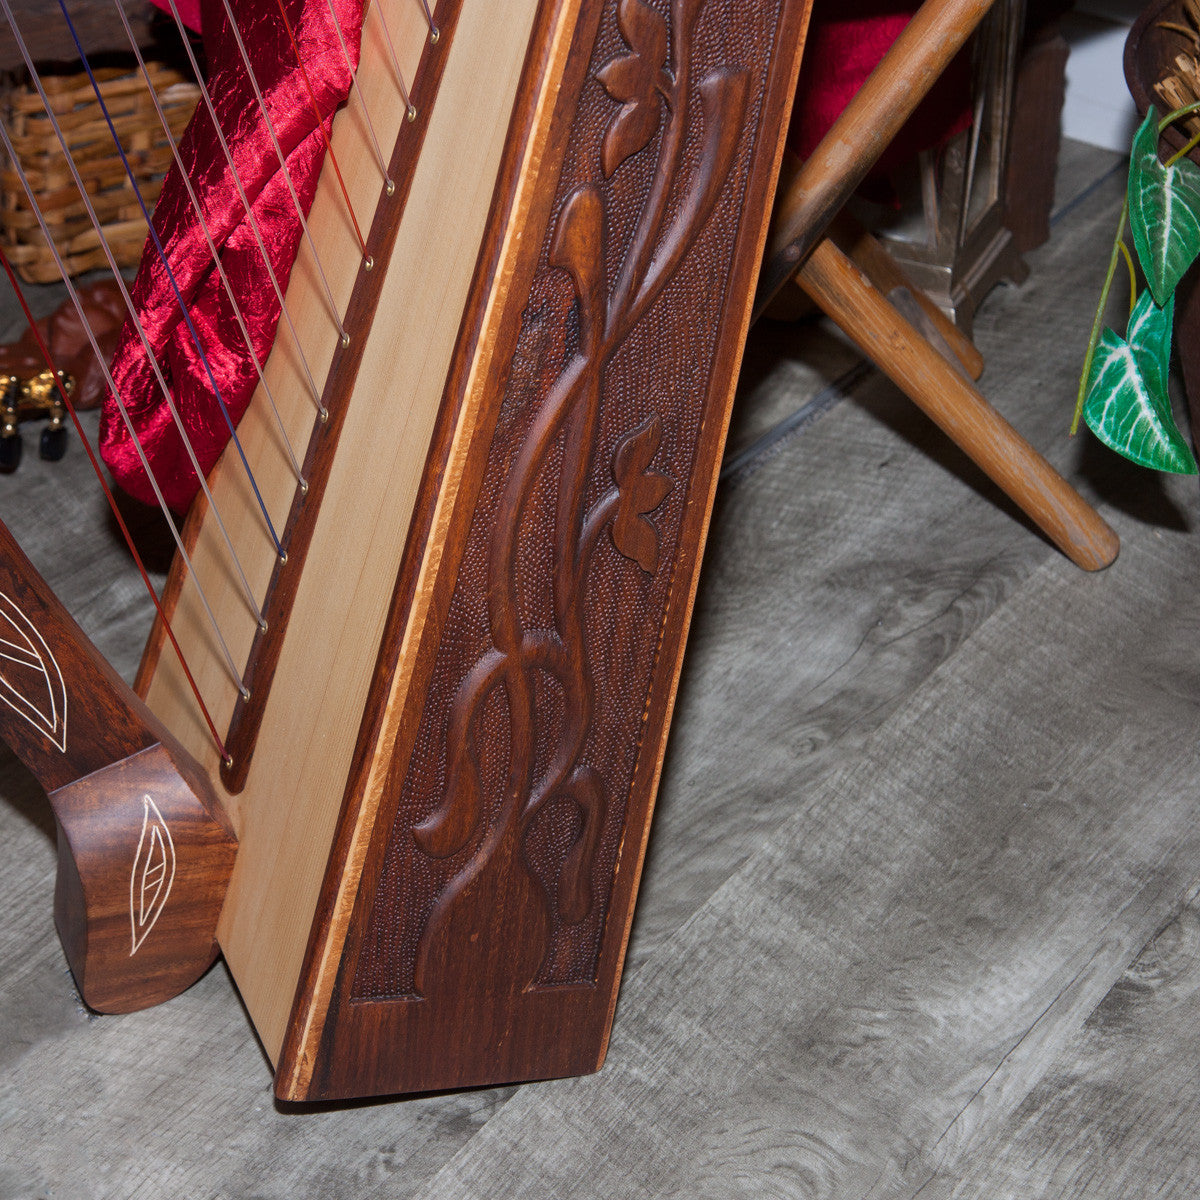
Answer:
[{"left": 50, "top": 742, "right": 238, "bottom": 1014}]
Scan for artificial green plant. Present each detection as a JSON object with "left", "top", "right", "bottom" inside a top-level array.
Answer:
[{"left": 1074, "top": 103, "right": 1200, "bottom": 474}]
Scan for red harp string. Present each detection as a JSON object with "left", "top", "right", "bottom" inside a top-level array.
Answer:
[{"left": 102, "top": 0, "right": 365, "bottom": 512}]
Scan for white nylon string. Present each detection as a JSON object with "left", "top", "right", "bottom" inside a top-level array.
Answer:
[
  {"left": 325, "top": 0, "right": 394, "bottom": 191},
  {"left": 219, "top": 0, "right": 351, "bottom": 348},
  {"left": 114, "top": 0, "right": 307, "bottom": 491},
  {"left": 372, "top": 0, "right": 417, "bottom": 119},
  {"left": 166, "top": 0, "right": 327, "bottom": 414},
  {"left": 0, "top": 119, "right": 250, "bottom": 700},
  {"left": 1, "top": 0, "right": 266, "bottom": 643}
]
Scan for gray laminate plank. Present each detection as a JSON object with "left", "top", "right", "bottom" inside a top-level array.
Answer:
[
  {"left": 626, "top": 145, "right": 1138, "bottom": 977},
  {"left": 723, "top": 316, "right": 863, "bottom": 461},
  {"left": 934, "top": 898, "right": 1200, "bottom": 1200}
]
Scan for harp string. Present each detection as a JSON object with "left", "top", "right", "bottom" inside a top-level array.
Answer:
[
  {"left": 275, "top": 0, "right": 370, "bottom": 263},
  {"left": 166, "top": 0, "right": 327, "bottom": 413},
  {"left": 116, "top": 0, "right": 306, "bottom": 490},
  {"left": 326, "top": 0, "right": 393, "bottom": 191},
  {"left": 415, "top": 0, "right": 438, "bottom": 43},
  {"left": 0, "top": 114, "right": 251, "bottom": 716},
  {"left": 1, "top": 0, "right": 268, "bottom": 635},
  {"left": 0, "top": 245, "right": 231, "bottom": 760},
  {"left": 219, "top": 0, "right": 353, "bottom": 348},
  {"left": 372, "top": 0, "right": 418, "bottom": 120},
  {"left": 328, "top": 0, "right": 393, "bottom": 189},
  {"left": 58, "top": 0, "right": 286, "bottom": 560}
]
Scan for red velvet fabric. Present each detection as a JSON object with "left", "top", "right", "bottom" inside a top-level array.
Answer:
[
  {"left": 102, "top": 0, "right": 363, "bottom": 511},
  {"left": 790, "top": 0, "right": 973, "bottom": 179},
  {"left": 151, "top": 0, "right": 203, "bottom": 33}
]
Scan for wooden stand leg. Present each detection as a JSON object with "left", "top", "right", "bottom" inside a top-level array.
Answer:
[
  {"left": 796, "top": 238, "right": 1119, "bottom": 571},
  {"left": 829, "top": 213, "right": 985, "bottom": 382},
  {"left": 0, "top": 521, "right": 236, "bottom": 1012}
]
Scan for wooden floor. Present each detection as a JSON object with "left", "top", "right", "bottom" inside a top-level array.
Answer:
[{"left": 2, "top": 139, "right": 1199, "bottom": 1199}]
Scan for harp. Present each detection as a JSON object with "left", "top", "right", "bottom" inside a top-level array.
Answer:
[{"left": 0, "top": 0, "right": 814, "bottom": 1100}]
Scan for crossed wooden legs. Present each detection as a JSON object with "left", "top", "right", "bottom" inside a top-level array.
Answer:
[{"left": 757, "top": 0, "right": 1119, "bottom": 571}]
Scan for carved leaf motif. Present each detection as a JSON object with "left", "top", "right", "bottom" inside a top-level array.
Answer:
[
  {"left": 549, "top": 185, "right": 606, "bottom": 325},
  {"left": 130, "top": 794, "right": 176, "bottom": 955},
  {"left": 413, "top": 696, "right": 486, "bottom": 859},
  {"left": 611, "top": 414, "right": 673, "bottom": 573},
  {"left": 557, "top": 767, "right": 606, "bottom": 925},
  {"left": 597, "top": 0, "right": 668, "bottom": 177},
  {"left": 0, "top": 591, "right": 67, "bottom": 752}
]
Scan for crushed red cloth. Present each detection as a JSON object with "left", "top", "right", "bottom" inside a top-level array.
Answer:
[
  {"left": 151, "top": 0, "right": 203, "bottom": 33},
  {"left": 789, "top": 0, "right": 973, "bottom": 180},
  {"left": 102, "top": 0, "right": 362, "bottom": 511}
]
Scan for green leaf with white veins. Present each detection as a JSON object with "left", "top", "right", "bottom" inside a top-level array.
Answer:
[
  {"left": 1128, "top": 107, "right": 1200, "bottom": 306},
  {"left": 1083, "top": 289, "right": 1197, "bottom": 473}
]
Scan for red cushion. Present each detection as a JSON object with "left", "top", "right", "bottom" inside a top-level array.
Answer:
[{"left": 790, "top": 1, "right": 973, "bottom": 177}]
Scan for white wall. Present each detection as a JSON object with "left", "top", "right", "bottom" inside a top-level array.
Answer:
[{"left": 1062, "top": 0, "right": 1144, "bottom": 152}]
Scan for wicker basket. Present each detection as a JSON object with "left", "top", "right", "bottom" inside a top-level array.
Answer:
[{"left": 0, "top": 62, "right": 200, "bottom": 284}]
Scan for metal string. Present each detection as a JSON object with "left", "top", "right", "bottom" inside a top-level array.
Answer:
[
  {"left": 219, "top": 0, "right": 351, "bottom": 348},
  {"left": 113, "top": 0, "right": 307, "bottom": 491},
  {"left": 417, "top": 0, "right": 438, "bottom": 42},
  {"left": 57, "top": 0, "right": 285, "bottom": 559},
  {"left": 275, "top": 0, "right": 371, "bottom": 262},
  {"left": 165, "top": 0, "right": 327, "bottom": 414},
  {"left": 0, "top": 116, "right": 251, "bottom": 707},
  {"left": 1, "top": 0, "right": 266, "bottom": 638}
]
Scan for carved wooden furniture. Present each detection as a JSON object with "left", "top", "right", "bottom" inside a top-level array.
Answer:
[{"left": 0, "top": 0, "right": 815, "bottom": 1101}]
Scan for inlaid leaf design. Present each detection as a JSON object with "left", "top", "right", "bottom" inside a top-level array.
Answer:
[
  {"left": 130, "top": 794, "right": 176, "bottom": 955},
  {"left": 1128, "top": 107, "right": 1200, "bottom": 306},
  {"left": 597, "top": 0, "right": 668, "bottom": 177},
  {"left": 0, "top": 591, "right": 67, "bottom": 751},
  {"left": 612, "top": 413, "right": 673, "bottom": 572},
  {"left": 1083, "top": 290, "right": 1198, "bottom": 473}
]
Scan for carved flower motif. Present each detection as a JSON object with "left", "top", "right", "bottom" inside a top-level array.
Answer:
[
  {"left": 596, "top": 0, "right": 668, "bottom": 178},
  {"left": 611, "top": 413, "right": 672, "bottom": 574}
]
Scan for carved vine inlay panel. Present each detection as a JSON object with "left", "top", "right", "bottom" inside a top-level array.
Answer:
[{"left": 352, "top": 0, "right": 781, "bottom": 1001}]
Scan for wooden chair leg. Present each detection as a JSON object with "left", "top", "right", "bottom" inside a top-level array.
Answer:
[
  {"left": 829, "top": 212, "right": 985, "bottom": 382},
  {"left": 796, "top": 237, "right": 1119, "bottom": 572}
]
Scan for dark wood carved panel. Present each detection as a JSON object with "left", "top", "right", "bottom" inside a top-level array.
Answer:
[
  {"left": 354, "top": 0, "right": 774, "bottom": 1001},
  {"left": 282, "top": 0, "right": 808, "bottom": 1100}
]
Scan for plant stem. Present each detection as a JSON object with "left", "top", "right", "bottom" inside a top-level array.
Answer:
[
  {"left": 1158, "top": 99, "right": 1200, "bottom": 134},
  {"left": 1166, "top": 126, "right": 1200, "bottom": 168},
  {"left": 1072, "top": 189, "right": 1129, "bottom": 435},
  {"left": 1117, "top": 239, "right": 1137, "bottom": 318}
]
